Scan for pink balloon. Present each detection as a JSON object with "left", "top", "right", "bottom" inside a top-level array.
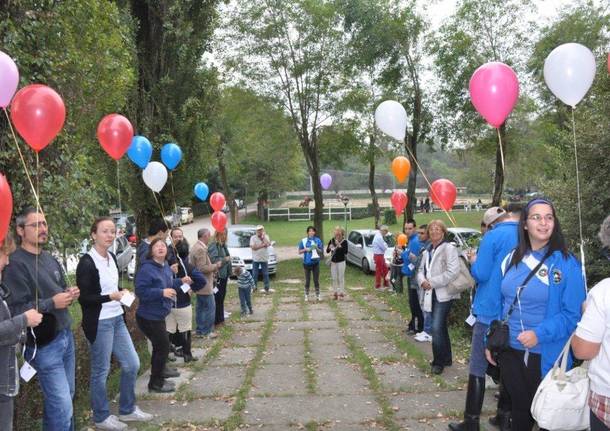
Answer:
[
  {"left": 469, "top": 62, "right": 519, "bottom": 128},
  {"left": 0, "top": 51, "right": 19, "bottom": 108}
]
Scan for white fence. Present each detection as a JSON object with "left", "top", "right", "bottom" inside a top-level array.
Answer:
[{"left": 268, "top": 206, "right": 352, "bottom": 222}]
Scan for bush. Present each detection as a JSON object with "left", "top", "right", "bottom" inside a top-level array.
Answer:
[{"left": 383, "top": 209, "right": 397, "bottom": 225}]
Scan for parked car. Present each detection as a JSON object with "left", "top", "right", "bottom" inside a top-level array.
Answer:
[
  {"left": 111, "top": 213, "right": 136, "bottom": 241},
  {"left": 447, "top": 227, "right": 482, "bottom": 251},
  {"left": 226, "top": 225, "right": 277, "bottom": 277},
  {"left": 79, "top": 234, "right": 134, "bottom": 275},
  {"left": 346, "top": 229, "right": 395, "bottom": 274},
  {"left": 180, "top": 207, "right": 193, "bottom": 224},
  {"left": 164, "top": 212, "right": 181, "bottom": 227}
]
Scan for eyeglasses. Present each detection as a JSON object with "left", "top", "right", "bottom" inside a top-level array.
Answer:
[
  {"left": 22, "top": 221, "right": 48, "bottom": 229},
  {"left": 527, "top": 214, "right": 554, "bottom": 223}
]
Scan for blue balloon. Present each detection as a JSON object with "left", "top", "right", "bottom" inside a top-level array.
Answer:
[
  {"left": 194, "top": 182, "right": 209, "bottom": 201},
  {"left": 127, "top": 136, "right": 152, "bottom": 169},
  {"left": 161, "top": 143, "right": 182, "bottom": 170}
]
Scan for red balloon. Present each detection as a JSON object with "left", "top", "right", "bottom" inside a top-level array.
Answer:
[
  {"left": 97, "top": 114, "right": 134, "bottom": 160},
  {"left": 10, "top": 84, "right": 66, "bottom": 152},
  {"left": 390, "top": 190, "right": 408, "bottom": 217},
  {"left": 209, "top": 192, "right": 226, "bottom": 212},
  {"left": 211, "top": 211, "right": 227, "bottom": 232},
  {"left": 429, "top": 179, "right": 457, "bottom": 211},
  {"left": 0, "top": 174, "right": 13, "bottom": 243}
]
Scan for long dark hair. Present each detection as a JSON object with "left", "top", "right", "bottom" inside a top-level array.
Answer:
[{"left": 509, "top": 198, "right": 569, "bottom": 268}]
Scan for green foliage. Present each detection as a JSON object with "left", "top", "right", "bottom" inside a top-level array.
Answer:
[{"left": 383, "top": 208, "right": 397, "bottom": 225}]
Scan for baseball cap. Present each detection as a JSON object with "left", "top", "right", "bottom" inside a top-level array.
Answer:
[
  {"left": 256, "top": 225, "right": 264, "bottom": 230},
  {"left": 483, "top": 206, "right": 507, "bottom": 227}
]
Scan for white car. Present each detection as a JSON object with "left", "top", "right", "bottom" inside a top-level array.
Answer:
[
  {"left": 346, "top": 229, "right": 395, "bottom": 274},
  {"left": 226, "top": 225, "right": 277, "bottom": 276},
  {"left": 447, "top": 227, "right": 482, "bottom": 251}
]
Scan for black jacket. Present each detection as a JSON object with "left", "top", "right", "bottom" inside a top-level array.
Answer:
[{"left": 76, "top": 253, "right": 125, "bottom": 344}]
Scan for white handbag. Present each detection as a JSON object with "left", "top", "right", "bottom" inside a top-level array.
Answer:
[{"left": 531, "top": 336, "right": 590, "bottom": 431}]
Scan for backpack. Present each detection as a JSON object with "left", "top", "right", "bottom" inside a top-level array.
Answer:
[{"left": 446, "top": 247, "right": 476, "bottom": 295}]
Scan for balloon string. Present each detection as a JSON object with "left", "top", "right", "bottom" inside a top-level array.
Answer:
[
  {"left": 151, "top": 191, "right": 179, "bottom": 258},
  {"left": 2, "top": 108, "right": 41, "bottom": 209},
  {"left": 403, "top": 144, "right": 457, "bottom": 227},
  {"left": 169, "top": 171, "right": 178, "bottom": 218},
  {"left": 116, "top": 160, "right": 122, "bottom": 214},
  {"left": 570, "top": 107, "right": 587, "bottom": 290},
  {"left": 497, "top": 127, "right": 506, "bottom": 176},
  {"left": 35, "top": 152, "right": 40, "bottom": 310}
]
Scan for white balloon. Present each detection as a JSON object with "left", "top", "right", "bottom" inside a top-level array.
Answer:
[
  {"left": 543, "top": 43, "right": 596, "bottom": 108},
  {"left": 375, "top": 100, "right": 408, "bottom": 141},
  {"left": 142, "top": 161, "right": 168, "bottom": 193}
]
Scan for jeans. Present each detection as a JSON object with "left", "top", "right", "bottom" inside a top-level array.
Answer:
[
  {"left": 251, "top": 261, "right": 270, "bottom": 291},
  {"left": 468, "top": 321, "right": 489, "bottom": 377},
  {"left": 238, "top": 287, "right": 253, "bottom": 314},
  {"left": 89, "top": 315, "right": 140, "bottom": 423},
  {"left": 330, "top": 261, "right": 346, "bottom": 294},
  {"left": 303, "top": 263, "right": 320, "bottom": 294},
  {"left": 136, "top": 316, "right": 169, "bottom": 386},
  {"left": 25, "top": 328, "right": 75, "bottom": 431},
  {"left": 423, "top": 311, "right": 432, "bottom": 334},
  {"left": 374, "top": 254, "right": 389, "bottom": 288},
  {"left": 214, "top": 277, "right": 228, "bottom": 324},
  {"left": 407, "top": 278, "right": 423, "bottom": 332},
  {"left": 0, "top": 395, "right": 14, "bottom": 431},
  {"left": 196, "top": 294, "right": 215, "bottom": 335},
  {"left": 431, "top": 291, "right": 453, "bottom": 367}
]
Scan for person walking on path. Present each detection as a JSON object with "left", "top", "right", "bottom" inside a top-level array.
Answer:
[
  {"left": 448, "top": 206, "right": 518, "bottom": 431},
  {"left": 189, "top": 229, "right": 221, "bottom": 339},
  {"left": 77, "top": 217, "right": 152, "bottom": 430},
  {"left": 417, "top": 220, "right": 460, "bottom": 375},
  {"left": 372, "top": 225, "right": 390, "bottom": 291},
  {"left": 235, "top": 266, "right": 254, "bottom": 316},
  {"left": 326, "top": 226, "right": 348, "bottom": 300},
  {"left": 0, "top": 233, "right": 42, "bottom": 431},
  {"left": 250, "top": 225, "right": 273, "bottom": 293},
  {"left": 209, "top": 230, "right": 232, "bottom": 326},
  {"left": 485, "top": 198, "right": 585, "bottom": 431},
  {"left": 403, "top": 219, "right": 423, "bottom": 335},
  {"left": 298, "top": 226, "right": 323, "bottom": 301},
  {"left": 3, "top": 207, "right": 80, "bottom": 430}
]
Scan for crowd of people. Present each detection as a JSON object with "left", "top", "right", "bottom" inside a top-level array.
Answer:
[{"left": 0, "top": 200, "right": 608, "bottom": 431}]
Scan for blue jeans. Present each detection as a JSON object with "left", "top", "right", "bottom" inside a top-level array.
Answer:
[
  {"left": 196, "top": 294, "right": 215, "bottom": 335},
  {"left": 238, "top": 287, "right": 252, "bottom": 314},
  {"left": 89, "top": 315, "right": 140, "bottom": 423},
  {"left": 251, "top": 261, "right": 270, "bottom": 291},
  {"left": 26, "top": 328, "right": 75, "bottom": 431},
  {"left": 469, "top": 321, "right": 489, "bottom": 377},
  {"left": 431, "top": 292, "right": 454, "bottom": 367},
  {"left": 423, "top": 311, "right": 432, "bottom": 334}
]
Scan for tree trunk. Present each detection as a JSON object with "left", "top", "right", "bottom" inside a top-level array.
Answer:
[
  {"left": 257, "top": 189, "right": 267, "bottom": 220},
  {"left": 491, "top": 124, "right": 507, "bottom": 206},
  {"left": 300, "top": 131, "right": 324, "bottom": 241},
  {"left": 368, "top": 135, "right": 380, "bottom": 228},
  {"left": 217, "top": 137, "right": 236, "bottom": 225},
  {"left": 405, "top": 134, "right": 418, "bottom": 222}
]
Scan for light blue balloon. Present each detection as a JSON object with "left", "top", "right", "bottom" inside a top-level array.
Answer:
[
  {"left": 194, "top": 182, "right": 209, "bottom": 201},
  {"left": 127, "top": 136, "right": 152, "bottom": 169},
  {"left": 161, "top": 143, "right": 182, "bottom": 170}
]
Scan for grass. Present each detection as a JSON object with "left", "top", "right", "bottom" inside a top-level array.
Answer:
[{"left": 241, "top": 211, "right": 485, "bottom": 246}]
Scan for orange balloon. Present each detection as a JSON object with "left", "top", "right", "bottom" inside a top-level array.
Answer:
[
  {"left": 396, "top": 234, "right": 407, "bottom": 247},
  {"left": 391, "top": 156, "right": 411, "bottom": 183}
]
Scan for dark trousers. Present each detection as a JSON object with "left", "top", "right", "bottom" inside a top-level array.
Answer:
[
  {"left": 591, "top": 409, "right": 610, "bottom": 430},
  {"left": 136, "top": 316, "right": 169, "bottom": 386},
  {"left": 214, "top": 277, "right": 228, "bottom": 324},
  {"left": 303, "top": 263, "right": 320, "bottom": 294},
  {"left": 0, "top": 395, "right": 14, "bottom": 431},
  {"left": 390, "top": 266, "right": 403, "bottom": 293},
  {"left": 431, "top": 291, "right": 453, "bottom": 367},
  {"left": 407, "top": 278, "right": 424, "bottom": 332},
  {"left": 499, "top": 347, "right": 541, "bottom": 431}
]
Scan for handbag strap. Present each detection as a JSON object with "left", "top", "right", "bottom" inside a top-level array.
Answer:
[{"left": 503, "top": 252, "right": 550, "bottom": 322}]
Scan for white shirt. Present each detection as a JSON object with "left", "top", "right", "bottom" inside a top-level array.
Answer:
[
  {"left": 575, "top": 278, "right": 610, "bottom": 397},
  {"left": 250, "top": 234, "right": 270, "bottom": 262},
  {"left": 372, "top": 232, "right": 387, "bottom": 255},
  {"left": 89, "top": 247, "right": 123, "bottom": 320}
]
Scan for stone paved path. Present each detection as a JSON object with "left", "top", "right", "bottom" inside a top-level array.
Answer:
[{"left": 121, "top": 283, "right": 497, "bottom": 430}]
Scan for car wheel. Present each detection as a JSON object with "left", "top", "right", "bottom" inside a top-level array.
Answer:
[{"left": 361, "top": 258, "right": 370, "bottom": 274}]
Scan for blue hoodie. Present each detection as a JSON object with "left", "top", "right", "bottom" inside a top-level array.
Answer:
[
  {"left": 135, "top": 259, "right": 182, "bottom": 320},
  {"left": 299, "top": 236, "right": 324, "bottom": 266},
  {"left": 400, "top": 233, "right": 421, "bottom": 277},
  {"left": 470, "top": 221, "right": 518, "bottom": 324}
]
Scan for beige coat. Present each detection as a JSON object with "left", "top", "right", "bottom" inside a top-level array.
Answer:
[
  {"left": 189, "top": 240, "right": 216, "bottom": 295},
  {"left": 417, "top": 241, "right": 460, "bottom": 302}
]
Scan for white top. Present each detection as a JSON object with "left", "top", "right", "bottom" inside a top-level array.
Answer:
[
  {"left": 575, "top": 277, "right": 610, "bottom": 397},
  {"left": 89, "top": 247, "right": 123, "bottom": 320},
  {"left": 371, "top": 232, "right": 387, "bottom": 255},
  {"left": 250, "top": 233, "right": 270, "bottom": 262}
]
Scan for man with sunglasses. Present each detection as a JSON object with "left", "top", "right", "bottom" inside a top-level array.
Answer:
[{"left": 2, "top": 207, "right": 80, "bottom": 431}]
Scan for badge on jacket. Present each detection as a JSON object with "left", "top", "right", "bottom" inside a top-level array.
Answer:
[{"left": 552, "top": 268, "right": 562, "bottom": 284}]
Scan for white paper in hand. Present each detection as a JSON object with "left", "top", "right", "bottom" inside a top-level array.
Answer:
[
  {"left": 20, "top": 362, "right": 36, "bottom": 382},
  {"left": 465, "top": 313, "right": 476, "bottom": 327},
  {"left": 120, "top": 291, "right": 135, "bottom": 308},
  {"left": 311, "top": 249, "right": 319, "bottom": 259},
  {"left": 408, "top": 263, "right": 415, "bottom": 271},
  {"left": 213, "top": 286, "right": 219, "bottom": 294},
  {"left": 180, "top": 283, "right": 191, "bottom": 293}
]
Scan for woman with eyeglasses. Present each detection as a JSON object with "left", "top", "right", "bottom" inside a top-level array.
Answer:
[{"left": 485, "top": 198, "right": 585, "bottom": 431}]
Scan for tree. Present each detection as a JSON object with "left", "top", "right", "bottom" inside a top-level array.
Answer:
[
  {"left": 429, "top": 0, "right": 535, "bottom": 205},
  {"left": 222, "top": 0, "right": 346, "bottom": 239}
]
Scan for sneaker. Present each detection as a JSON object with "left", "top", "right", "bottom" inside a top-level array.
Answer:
[
  {"left": 119, "top": 406, "right": 153, "bottom": 422},
  {"left": 162, "top": 367, "right": 180, "bottom": 378},
  {"left": 414, "top": 331, "right": 427, "bottom": 342},
  {"left": 95, "top": 415, "right": 127, "bottom": 430},
  {"left": 267, "top": 288, "right": 275, "bottom": 293},
  {"left": 148, "top": 381, "right": 175, "bottom": 393},
  {"left": 193, "top": 332, "right": 205, "bottom": 339},
  {"left": 249, "top": 309, "right": 254, "bottom": 315},
  {"left": 304, "top": 293, "right": 309, "bottom": 302},
  {"left": 316, "top": 294, "right": 321, "bottom": 301},
  {"left": 207, "top": 332, "right": 218, "bottom": 339},
  {"left": 224, "top": 311, "right": 231, "bottom": 318}
]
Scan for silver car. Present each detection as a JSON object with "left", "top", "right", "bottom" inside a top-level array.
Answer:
[
  {"left": 346, "top": 229, "right": 395, "bottom": 274},
  {"left": 447, "top": 227, "right": 482, "bottom": 251},
  {"left": 227, "top": 225, "right": 277, "bottom": 276}
]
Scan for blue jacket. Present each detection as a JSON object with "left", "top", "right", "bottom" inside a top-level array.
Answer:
[
  {"left": 501, "top": 250, "right": 585, "bottom": 376},
  {"left": 299, "top": 236, "right": 323, "bottom": 266},
  {"left": 135, "top": 259, "right": 182, "bottom": 320},
  {"left": 471, "top": 221, "right": 518, "bottom": 324},
  {"left": 401, "top": 234, "right": 421, "bottom": 278}
]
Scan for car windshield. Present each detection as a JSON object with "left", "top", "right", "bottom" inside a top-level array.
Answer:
[
  {"left": 363, "top": 233, "right": 395, "bottom": 247},
  {"left": 227, "top": 230, "right": 256, "bottom": 248},
  {"left": 459, "top": 231, "right": 481, "bottom": 242}
]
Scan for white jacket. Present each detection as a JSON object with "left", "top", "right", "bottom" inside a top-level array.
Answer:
[{"left": 417, "top": 242, "right": 460, "bottom": 302}]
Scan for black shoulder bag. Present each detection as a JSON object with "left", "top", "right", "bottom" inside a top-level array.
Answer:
[{"left": 486, "top": 253, "right": 549, "bottom": 353}]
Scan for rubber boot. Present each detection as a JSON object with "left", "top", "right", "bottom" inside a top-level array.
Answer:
[
  {"left": 182, "top": 331, "right": 198, "bottom": 363},
  {"left": 489, "top": 382, "right": 511, "bottom": 430},
  {"left": 448, "top": 374, "right": 485, "bottom": 431}
]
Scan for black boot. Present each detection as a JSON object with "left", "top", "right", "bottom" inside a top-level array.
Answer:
[
  {"left": 182, "top": 331, "right": 198, "bottom": 363},
  {"left": 448, "top": 374, "right": 485, "bottom": 431},
  {"left": 489, "top": 382, "right": 511, "bottom": 430},
  {"left": 148, "top": 376, "right": 175, "bottom": 393}
]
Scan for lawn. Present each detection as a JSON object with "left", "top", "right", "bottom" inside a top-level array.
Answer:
[{"left": 241, "top": 210, "right": 485, "bottom": 247}]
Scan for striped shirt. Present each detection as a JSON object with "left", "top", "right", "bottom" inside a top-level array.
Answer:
[{"left": 237, "top": 271, "right": 255, "bottom": 290}]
